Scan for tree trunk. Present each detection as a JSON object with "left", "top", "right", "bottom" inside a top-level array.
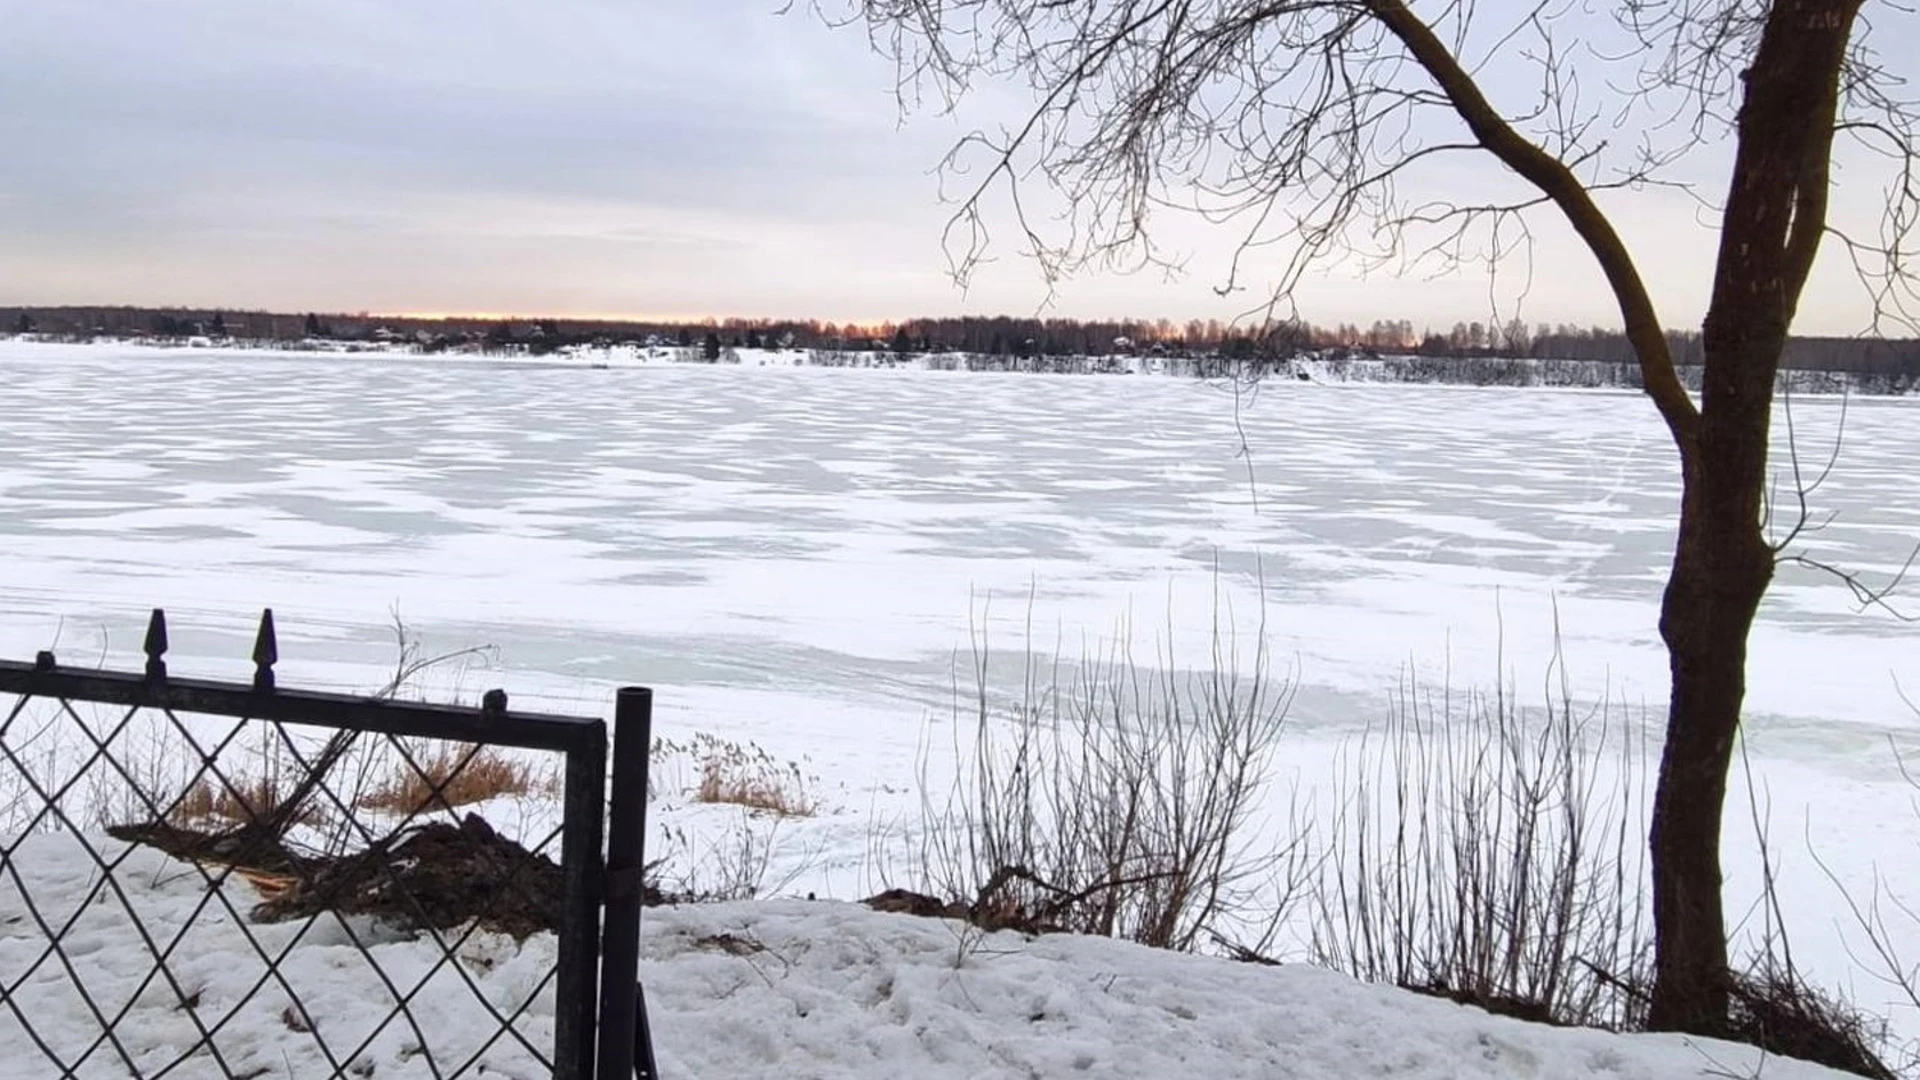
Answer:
[
  {"left": 1645, "top": 0, "right": 1861, "bottom": 1034},
  {"left": 1647, "top": 380, "right": 1776, "bottom": 1033}
]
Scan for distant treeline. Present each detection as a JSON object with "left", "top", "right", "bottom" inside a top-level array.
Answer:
[
  {"left": 803, "top": 350, "right": 1920, "bottom": 395},
  {"left": 6, "top": 305, "right": 1919, "bottom": 377}
]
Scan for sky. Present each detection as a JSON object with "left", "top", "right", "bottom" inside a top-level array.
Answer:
[{"left": 0, "top": 0, "right": 1911, "bottom": 334}]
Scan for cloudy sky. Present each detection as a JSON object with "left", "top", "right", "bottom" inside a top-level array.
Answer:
[{"left": 0, "top": 0, "right": 1909, "bottom": 333}]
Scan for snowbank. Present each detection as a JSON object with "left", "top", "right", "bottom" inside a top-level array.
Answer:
[
  {"left": 0, "top": 833, "right": 1861, "bottom": 1080},
  {"left": 643, "top": 900, "right": 1864, "bottom": 1079}
]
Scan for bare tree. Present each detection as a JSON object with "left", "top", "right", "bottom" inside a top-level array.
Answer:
[{"left": 825, "top": 0, "right": 1917, "bottom": 1036}]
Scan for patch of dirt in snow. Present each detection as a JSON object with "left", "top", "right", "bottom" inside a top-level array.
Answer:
[{"left": 108, "top": 812, "right": 565, "bottom": 939}]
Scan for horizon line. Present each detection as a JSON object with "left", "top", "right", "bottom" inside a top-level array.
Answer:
[{"left": 0, "top": 300, "right": 1649, "bottom": 336}]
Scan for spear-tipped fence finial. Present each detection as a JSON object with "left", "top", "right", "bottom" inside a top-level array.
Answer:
[
  {"left": 143, "top": 608, "right": 168, "bottom": 683},
  {"left": 253, "top": 608, "right": 278, "bottom": 691}
]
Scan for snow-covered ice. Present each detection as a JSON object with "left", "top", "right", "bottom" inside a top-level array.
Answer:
[{"left": 4, "top": 340, "right": 1913, "bottom": 729}]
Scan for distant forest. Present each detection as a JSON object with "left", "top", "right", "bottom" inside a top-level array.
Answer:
[{"left": 6, "top": 304, "right": 1920, "bottom": 377}]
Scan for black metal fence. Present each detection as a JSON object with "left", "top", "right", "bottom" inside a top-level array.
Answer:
[{"left": 0, "top": 608, "right": 657, "bottom": 1080}]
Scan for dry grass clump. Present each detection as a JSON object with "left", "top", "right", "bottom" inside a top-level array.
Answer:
[
  {"left": 692, "top": 737, "right": 817, "bottom": 818},
  {"left": 169, "top": 774, "right": 321, "bottom": 829},
  {"left": 358, "top": 742, "right": 540, "bottom": 815}
]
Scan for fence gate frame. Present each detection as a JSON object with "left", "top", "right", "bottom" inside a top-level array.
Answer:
[{"left": 0, "top": 607, "right": 658, "bottom": 1080}]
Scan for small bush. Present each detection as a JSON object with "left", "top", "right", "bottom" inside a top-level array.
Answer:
[
  {"left": 646, "top": 815, "right": 810, "bottom": 903},
  {"left": 908, "top": 587, "right": 1299, "bottom": 951},
  {"left": 358, "top": 743, "right": 538, "bottom": 815},
  {"left": 1725, "top": 963, "right": 1896, "bottom": 1079},
  {"left": 1309, "top": 649, "right": 1652, "bottom": 1031}
]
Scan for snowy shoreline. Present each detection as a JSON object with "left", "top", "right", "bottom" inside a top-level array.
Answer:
[{"left": 3, "top": 333, "right": 1903, "bottom": 396}]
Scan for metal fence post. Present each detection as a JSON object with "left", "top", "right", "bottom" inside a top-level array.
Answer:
[
  {"left": 597, "top": 687, "right": 655, "bottom": 1080},
  {"left": 555, "top": 725, "right": 609, "bottom": 1080}
]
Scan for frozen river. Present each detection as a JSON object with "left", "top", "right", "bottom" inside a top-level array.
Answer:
[
  {"left": 2, "top": 343, "right": 1913, "bottom": 745},
  {"left": 3, "top": 340, "right": 1919, "bottom": 1002}
]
